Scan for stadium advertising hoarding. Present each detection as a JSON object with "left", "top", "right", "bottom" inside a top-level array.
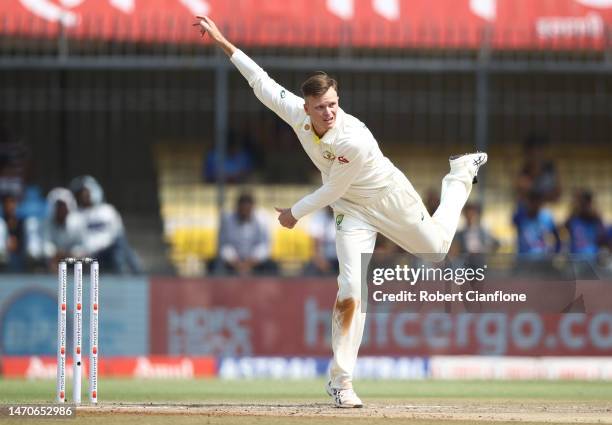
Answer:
[
  {"left": 0, "top": 275, "right": 149, "bottom": 357},
  {"left": 5, "top": 354, "right": 612, "bottom": 380},
  {"left": 2, "top": 355, "right": 216, "bottom": 378},
  {"left": 149, "top": 277, "right": 612, "bottom": 357},
  {"left": 1, "top": 275, "right": 610, "bottom": 358},
  {"left": 149, "top": 278, "right": 332, "bottom": 357},
  {"left": 1, "top": 0, "right": 611, "bottom": 49},
  {"left": 2, "top": 276, "right": 611, "bottom": 379}
]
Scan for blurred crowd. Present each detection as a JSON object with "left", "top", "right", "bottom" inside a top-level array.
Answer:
[
  {"left": 0, "top": 174, "right": 142, "bottom": 275},
  {"left": 511, "top": 134, "right": 609, "bottom": 269},
  {"left": 2, "top": 123, "right": 611, "bottom": 277},
  {"left": 0, "top": 122, "right": 142, "bottom": 274},
  {"left": 206, "top": 133, "right": 612, "bottom": 277},
  {"left": 207, "top": 194, "right": 338, "bottom": 277}
]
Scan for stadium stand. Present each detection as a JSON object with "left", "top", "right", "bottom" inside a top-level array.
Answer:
[{"left": 155, "top": 141, "right": 612, "bottom": 276}]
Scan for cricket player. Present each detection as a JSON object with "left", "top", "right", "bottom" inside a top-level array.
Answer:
[{"left": 195, "top": 16, "right": 487, "bottom": 408}]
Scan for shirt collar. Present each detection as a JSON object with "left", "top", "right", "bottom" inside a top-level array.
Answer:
[{"left": 301, "top": 108, "right": 344, "bottom": 146}]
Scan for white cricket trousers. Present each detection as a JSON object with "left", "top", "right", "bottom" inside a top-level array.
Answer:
[{"left": 329, "top": 166, "right": 474, "bottom": 389}]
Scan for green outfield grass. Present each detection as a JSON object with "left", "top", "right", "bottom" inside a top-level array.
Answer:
[
  {"left": 2, "top": 378, "right": 612, "bottom": 403},
  {"left": 1, "top": 379, "right": 611, "bottom": 425}
]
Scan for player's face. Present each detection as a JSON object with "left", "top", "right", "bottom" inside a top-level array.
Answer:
[{"left": 304, "top": 87, "right": 339, "bottom": 135}]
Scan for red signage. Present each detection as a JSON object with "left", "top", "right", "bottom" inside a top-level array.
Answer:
[
  {"left": 149, "top": 277, "right": 335, "bottom": 356},
  {"left": 149, "top": 278, "right": 612, "bottom": 357},
  {"left": 1, "top": 356, "right": 216, "bottom": 378},
  {"left": 1, "top": 0, "right": 611, "bottom": 49}
]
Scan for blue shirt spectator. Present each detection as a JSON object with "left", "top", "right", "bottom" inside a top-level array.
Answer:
[
  {"left": 565, "top": 189, "right": 605, "bottom": 260},
  {"left": 17, "top": 185, "right": 47, "bottom": 220},
  {"left": 567, "top": 217, "right": 603, "bottom": 256},
  {"left": 204, "top": 135, "right": 254, "bottom": 183},
  {"left": 513, "top": 191, "right": 561, "bottom": 256}
]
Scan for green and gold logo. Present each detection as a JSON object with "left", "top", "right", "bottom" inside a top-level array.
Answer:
[
  {"left": 323, "top": 150, "right": 336, "bottom": 161},
  {"left": 335, "top": 214, "right": 344, "bottom": 229}
]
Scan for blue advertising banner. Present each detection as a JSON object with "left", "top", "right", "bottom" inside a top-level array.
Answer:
[{"left": 0, "top": 274, "right": 149, "bottom": 356}]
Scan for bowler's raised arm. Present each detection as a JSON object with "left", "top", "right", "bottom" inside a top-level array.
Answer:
[
  {"left": 193, "top": 16, "right": 305, "bottom": 126},
  {"left": 193, "top": 16, "right": 236, "bottom": 57}
]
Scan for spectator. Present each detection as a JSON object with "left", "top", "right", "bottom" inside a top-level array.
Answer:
[
  {"left": 451, "top": 202, "right": 499, "bottom": 264},
  {"left": 513, "top": 190, "right": 561, "bottom": 258},
  {"left": 515, "top": 133, "right": 561, "bottom": 203},
  {"left": 303, "top": 207, "right": 338, "bottom": 276},
  {"left": 565, "top": 189, "right": 606, "bottom": 261},
  {"left": 1, "top": 194, "right": 26, "bottom": 271},
  {"left": 42, "top": 188, "right": 86, "bottom": 271},
  {"left": 15, "top": 185, "right": 49, "bottom": 264},
  {"left": 214, "top": 192, "right": 277, "bottom": 275},
  {"left": 204, "top": 132, "right": 254, "bottom": 183},
  {"left": 17, "top": 185, "right": 48, "bottom": 220},
  {"left": 70, "top": 175, "right": 142, "bottom": 274}
]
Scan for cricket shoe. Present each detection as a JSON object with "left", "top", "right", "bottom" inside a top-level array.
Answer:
[
  {"left": 449, "top": 151, "right": 488, "bottom": 184},
  {"left": 325, "top": 381, "right": 363, "bottom": 408}
]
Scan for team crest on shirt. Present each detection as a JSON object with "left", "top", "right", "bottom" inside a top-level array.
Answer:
[
  {"left": 335, "top": 214, "right": 344, "bottom": 229},
  {"left": 323, "top": 150, "right": 336, "bottom": 161}
]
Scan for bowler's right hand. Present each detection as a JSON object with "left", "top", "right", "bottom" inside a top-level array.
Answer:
[
  {"left": 193, "top": 16, "right": 236, "bottom": 56},
  {"left": 275, "top": 207, "right": 297, "bottom": 229},
  {"left": 193, "top": 16, "right": 221, "bottom": 42}
]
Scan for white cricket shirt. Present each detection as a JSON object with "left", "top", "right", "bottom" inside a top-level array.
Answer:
[{"left": 231, "top": 50, "right": 399, "bottom": 220}]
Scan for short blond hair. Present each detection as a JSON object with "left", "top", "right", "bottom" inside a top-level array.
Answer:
[{"left": 301, "top": 72, "right": 338, "bottom": 98}]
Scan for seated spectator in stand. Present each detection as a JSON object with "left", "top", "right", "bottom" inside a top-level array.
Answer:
[
  {"left": 42, "top": 188, "right": 86, "bottom": 271},
  {"left": 451, "top": 202, "right": 499, "bottom": 266},
  {"left": 70, "top": 176, "right": 142, "bottom": 274},
  {"left": 15, "top": 185, "right": 50, "bottom": 266},
  {"left": 513, "top": 190, "right": 561, "bottom": 259},
  {"left": 1, "top": 194, "right": 26, "bottom": 271},
  {"left": 565, "top": 189, "right": 606, "bottom": 261},
  {"left": 213, "top": 193, "right": 277, "bottom": 276},
  {"left": 515, "top": 133, "right": 561, "bottom": 204},
  {"left": 204, "top": 133, "right": 254, "bottom": 183},
  {"left": 17, "top": 185, "right": 48, "bottom": 220},
  {"left": 303, "top": 207, "right": 338, "bottom": 276}
]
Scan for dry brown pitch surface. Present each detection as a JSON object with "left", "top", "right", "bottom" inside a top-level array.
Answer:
[{"left": 72, "top": 400, "right": 612, "bottom": 424}]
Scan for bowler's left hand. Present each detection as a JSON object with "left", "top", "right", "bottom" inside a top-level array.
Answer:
[{"left": 275, "top": 207, "right": 297, "bottom": 229}]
